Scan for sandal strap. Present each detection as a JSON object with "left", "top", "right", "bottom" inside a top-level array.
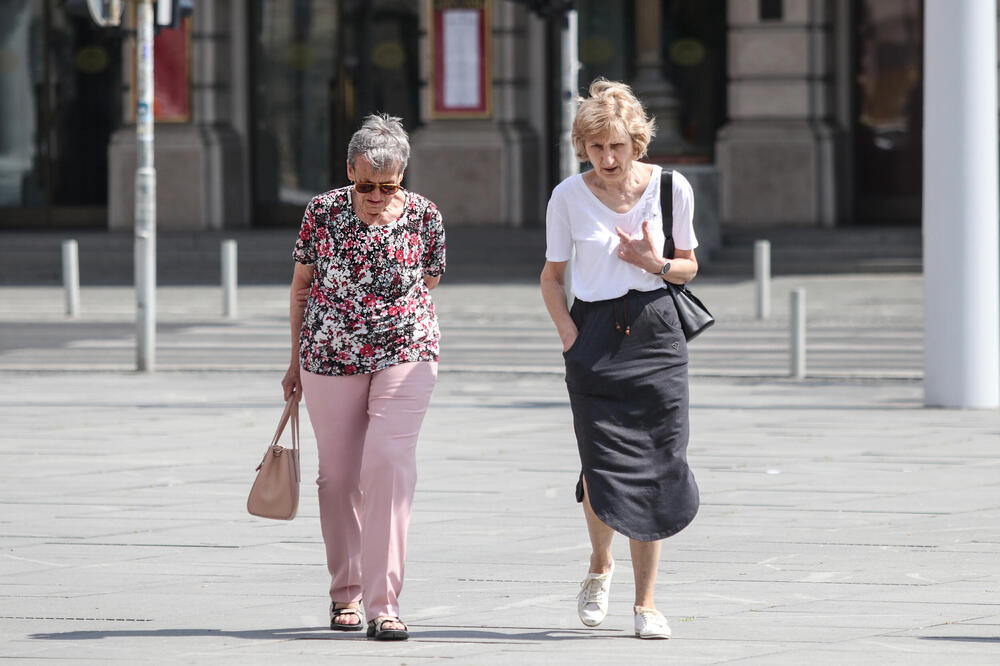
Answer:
[
  {"left": 370, "top": 616, "right": 407, "bottom": 631},
  {"left": 331, "top": 607, "right": 361, "bottom": 618}
]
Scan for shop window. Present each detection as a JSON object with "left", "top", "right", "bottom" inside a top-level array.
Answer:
[
  {"left": 853, "top": 0, "right": 922, "bottom": 224},
  {"left": 0, "top": 0, "right": 123, "bottom": 226},
  {"left": 251, "top": 0, "right": 419, "bottom": 225}
]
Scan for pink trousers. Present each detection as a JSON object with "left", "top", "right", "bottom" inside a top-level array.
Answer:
[{"left": 301, "top": 361, "right": 437, "bottom": 620}]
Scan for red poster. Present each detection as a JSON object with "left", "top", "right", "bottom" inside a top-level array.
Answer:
[{"left": 153, "top": 17, "right": 191, "bottom": 121}]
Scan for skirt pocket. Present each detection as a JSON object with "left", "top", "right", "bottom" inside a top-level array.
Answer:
[
  {"left": 562, "top": 300, "right": 587, "bottom": 357},
  {"left": 649, "top": 291, "right": 684, "bottom": 333}
]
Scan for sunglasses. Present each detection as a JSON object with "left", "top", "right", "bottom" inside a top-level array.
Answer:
[{"left": 353, "top": 181, "right": 400, "bottom": 195}]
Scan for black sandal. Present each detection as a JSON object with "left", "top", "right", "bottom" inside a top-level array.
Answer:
[
  {"left": 366, "top": 616, "right": 408, "bottom": 641},
  {"left": 329, "top": 604, "right": 364, "bottom": 632}
]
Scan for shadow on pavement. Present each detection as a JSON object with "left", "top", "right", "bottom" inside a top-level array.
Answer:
[
  {"left": 30, "top": 625, "right": 609, "bottom": 642},
  {"left": 918, "top": 636, "right": 1000, "bottom": 643}
]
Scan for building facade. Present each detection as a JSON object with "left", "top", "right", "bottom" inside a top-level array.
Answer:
[{"left": 0, "top": 0, "right": 928, "bottom": 241}]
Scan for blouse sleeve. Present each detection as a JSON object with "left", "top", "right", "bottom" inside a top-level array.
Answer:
[
  {"left": 544, "top": 185, "right": 572, "bottom": 262},
  {"left": 671, "top": 171, "right": 699, "bottom": 251},
  {"left": 292, "top": 198, "right": 318, "bottom": 265},
  {"left": 421, "top": 202, "right": 446, "bottom": 277}
]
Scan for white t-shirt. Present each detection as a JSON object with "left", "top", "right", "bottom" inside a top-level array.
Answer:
[{"left": 545, "top": 165, "right": 697, "bottom": 302}]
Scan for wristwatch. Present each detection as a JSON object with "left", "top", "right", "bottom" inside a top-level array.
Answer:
[{"left": 657, "top": 261, "right": 671, "bottom": 277}]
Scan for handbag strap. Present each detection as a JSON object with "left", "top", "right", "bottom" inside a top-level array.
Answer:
[
  {"left": 659, "top": 169, "right": 675, "bottom": 260},
  {"left": 271, "top": 396, "right": 300, "bottom": 454}
]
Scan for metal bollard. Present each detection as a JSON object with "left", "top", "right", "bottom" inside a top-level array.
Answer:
[
  {"left": 222, "top": 239, "right": 238, "bottom": 318},
  {"left": 754, "top": 240, "right": 771, "bottom": 319},
  {"left": 61, "top": 239, "right": 80, "bottom": 317},
  {"left": 790, "top": 288, "right": 806, "bottom": 378}
]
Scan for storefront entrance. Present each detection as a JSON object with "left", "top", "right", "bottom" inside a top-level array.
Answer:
[
  {"left": 250, "top": 0, "right": 420, "bottom": 226},
  {"left": 0, "top": 0, "right": 123, "bottom": 227},
  {"left": 853, "top": 0, "right": 923, "bottom": 225}
]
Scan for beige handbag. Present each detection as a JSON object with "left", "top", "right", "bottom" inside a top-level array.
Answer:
[{"left": 247, "top": 396, "right": 301, "bottom": 520}]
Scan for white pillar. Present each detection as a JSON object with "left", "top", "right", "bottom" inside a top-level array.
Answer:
[
  {"left": 754, "top": 240, "right": 771, "bottom": 320},
  {"left": 559, "top": 9, "right": 579, "bottom": 183},
  {"left": 790, "top": 288, "right": 806, "bottom": 379},
  {"left": 221, "top": 239, "right": 238, "bottom": 318},
  {"left": 923, "top": 0, "right": 1000, "bottom": 408},
  {"left": 135, "top": 0, "right": 157, "bottom": 372},
  {"left": 61, "top": 240, "right": 80, "bottom": 318}
]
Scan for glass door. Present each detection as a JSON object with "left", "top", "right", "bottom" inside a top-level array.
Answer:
[
  {"left": 251, "top": 0, "right": 419, "bottom": 226},
  {"left": 0, "top": 0, "right": 123, "bottom": 227},
  {"left": 853, "top": 0, "right": 923, "bottom": 224}
]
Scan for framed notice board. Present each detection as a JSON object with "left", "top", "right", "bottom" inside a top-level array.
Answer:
[{"left": 428, "top": 0, "right": 492, "bottom": 118}]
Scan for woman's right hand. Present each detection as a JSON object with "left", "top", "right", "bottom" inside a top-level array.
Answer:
[
  {"left": 560, "top": 327, "right": 578, "bottom": 353},
  {"left": 281, "top": 362, "right": 303, "bottom": 402}
]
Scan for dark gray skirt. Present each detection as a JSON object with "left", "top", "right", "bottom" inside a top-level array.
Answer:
[{"left": 563, "top": 287, "right": 699, "bottom": 542}]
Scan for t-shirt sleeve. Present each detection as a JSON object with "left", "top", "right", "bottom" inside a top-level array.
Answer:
[
  {"left": 545, "top": 186, "right": 573, "bottom": 262},
  {"left": 292, "top": 198, "right": 318, "bottom": 265},
  {"left": 671, "top": 171, "right": 699, "bottom": 251},
  {"left": 421, "top": 203, "right": 446, "bottom": 277}
]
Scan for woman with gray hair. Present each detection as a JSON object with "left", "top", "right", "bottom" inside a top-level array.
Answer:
[{"left": 282, "top": 113, "right": 445, "bottom": 641}]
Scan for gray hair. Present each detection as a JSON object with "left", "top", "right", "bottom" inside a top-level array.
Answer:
[{"left": 347, "top": 113, "right": 410, "bottom": 173}]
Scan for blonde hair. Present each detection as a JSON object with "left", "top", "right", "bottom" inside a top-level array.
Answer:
[{"left": 571, "top": 79, "right": 656, "bottom": 163}]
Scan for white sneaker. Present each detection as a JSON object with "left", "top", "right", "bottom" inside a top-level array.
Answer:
[
  {"left": 577, "top": 560, "right": 614, "bottom": 627},
  {"left": 634, "top": 605, "right": 671, "bottom": 639}
]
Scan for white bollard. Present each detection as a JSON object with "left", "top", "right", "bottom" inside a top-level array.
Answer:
[
  {"left": 61, "top": 239, "right": 80, "bottom": 317},
  {"left": 222, "top": 239, "right": 238, "bottom": 318},
  {"left": 790, "top": 288, "right": 806, "bottom": 378},
  {"left": 754, "top": 240, "right": 771, "bottom": 319}
]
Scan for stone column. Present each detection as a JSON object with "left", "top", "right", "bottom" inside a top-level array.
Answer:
[
  {"left": 108, "top": 0, "right": 249, "bottom": 230},
  {"left": 632, "top": 0, "right": 685, "bottom": 157},
  {"left": 715, "top": 0, "right": 840, "bottom": 227},
  {"left": 923, "top": 0, "right": 999, "bottom": 408},
  {"left": 407, "top": 1, "right": 542, "bottom": 226}
]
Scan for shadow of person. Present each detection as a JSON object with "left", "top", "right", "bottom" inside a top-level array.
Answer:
[
  {"left": 30, "top": 627, "right": 339, "bottom": 641},
  {"left": 30, "top": 625, "right": 617, "bottom": 643},
  {"left": 919, "top": 636, "right": 1000, "bottom": 644},
  {"left": 399, "top": 626, "right": 613, "bottom": 641}
]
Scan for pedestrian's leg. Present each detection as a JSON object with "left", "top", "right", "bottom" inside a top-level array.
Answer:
[
  {"left": 581, "top": 475, "right": 614, "bottom": 573},
  {"left": 301, "top": 370, "right": 371, "bottom": 621},
  {"left": 577, "top": 475, "right": 616, "bottom": 627},
  {"left": 629, "top": 538, "right": 662, "bottom": 609},
  {"left": 359, "top": 361, "right": 437, "bottom": 624}
]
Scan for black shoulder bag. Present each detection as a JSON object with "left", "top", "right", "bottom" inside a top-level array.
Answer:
[{"left": 661, "top": 170, "right": 715, "bottom": 341}]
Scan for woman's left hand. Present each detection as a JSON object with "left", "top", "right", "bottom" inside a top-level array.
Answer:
[{"left": 615, "top": 220, "right": 663, "bottom": 274}]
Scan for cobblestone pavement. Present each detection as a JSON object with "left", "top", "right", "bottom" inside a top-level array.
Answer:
[
  {"left": 2, "top": 276, "right": 999, "bottom": 664},
  {"left": 0, "top": 274, "right": 922, "bottom": 378}
]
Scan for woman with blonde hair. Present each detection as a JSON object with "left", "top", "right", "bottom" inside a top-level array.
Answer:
[{"left": 540, "top": 79, "right": 700, "bottom": 639}]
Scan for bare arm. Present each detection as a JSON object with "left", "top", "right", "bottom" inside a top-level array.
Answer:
[
  {"left": 662, "top": 248, "right": 698, "bottom": 284},
  {"left": 615, "top": 220, "right": 698, "bottom": 284},
  {"left": 424, "top": 274, "right": 441, "bottom": 290},
  {"left": 281, "top": 263, "right": 315, "bottom": 401},
  {"left": 540, "top": 260, "right": 578, "bottom": 352}
]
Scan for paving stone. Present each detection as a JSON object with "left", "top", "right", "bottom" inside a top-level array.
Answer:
[{"left": 1, "top": 277, "right": 998, "bottom": 663}]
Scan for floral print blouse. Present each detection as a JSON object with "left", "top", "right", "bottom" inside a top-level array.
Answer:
[{"left": 293, "top": 186, "right": 446, "bottom": 376}]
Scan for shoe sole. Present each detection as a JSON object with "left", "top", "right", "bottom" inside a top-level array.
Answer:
[
  {"left": 368, "top": 630, "right": 409, "bottom": 641},
  {"left": 635, "top": 631, "right": 671, "bottom": 639}
]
